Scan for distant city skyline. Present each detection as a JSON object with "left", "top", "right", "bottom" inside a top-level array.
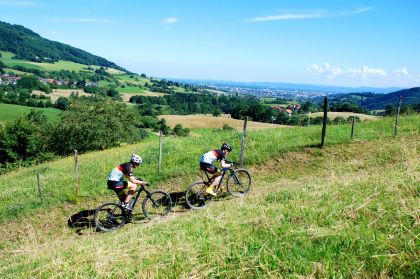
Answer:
[{"left": 1, "top": 0, "right": 419, "bottom": 88}]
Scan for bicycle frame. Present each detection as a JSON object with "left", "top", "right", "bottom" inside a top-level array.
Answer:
[
  {"left": 128, "top": 185, "right": 151, "bottom": 210},
  {"left": 203, "top": 167, "right": 235, "bottom": 190}
]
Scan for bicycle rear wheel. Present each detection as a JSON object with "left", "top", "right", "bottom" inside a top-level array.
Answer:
[
  {"left": 227, "top": 169, "right": 252, "bottom": 197},
  {"left": 142, "top": 191, "right": 172, "bottom": 219},
  {"left": 94, "top": 202, "right": 128, "bottom": 232},
  {"left": 185, "top": 181, "right": 212, "bottom": 209}
]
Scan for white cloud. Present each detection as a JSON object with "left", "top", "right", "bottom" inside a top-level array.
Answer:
[
  {"left": 342, "top": 7, "right": 373, "bottom": 16},
  {"left": 251, "top": 13, "right": 322, "bottom": 22},
  {"left": 307, "top": 63, "right": 342, "bottom": 76},
  {"left": 308, "top": 63, "right": 389, "bottom": 80},
  {"left": 394, "top": 68, "right": 409, "bottom": 76},
  {"left": 162, "top": 17, "right": 179, "bottom": 25},
  {"left": 348, "top": 66, "right": 387, "bottom": 78},
  {"left": 306, "top": 63, "right": 420, "bottom": 87},
  {"left": 250, "top": 7, "right": 372, "bottom": 22}
]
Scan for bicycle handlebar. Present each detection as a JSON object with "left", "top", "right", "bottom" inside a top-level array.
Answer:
[
  {"left": 134, "top": 177, "right": 150, "bottom": 186},
  {"left": 225, "top": 160, "right": 239, "bottom": 166}
]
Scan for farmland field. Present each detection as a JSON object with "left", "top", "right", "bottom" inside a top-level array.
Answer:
[
  {"left": 31, "top": 89, "right": 91, "bottom": 102},
  {"left": 31, "top": 88, "right": 164, "bottom": 103},
  {"left": 0, "top": 103, "right": 61, "bottom": 122},
  {"left": 261, "top": 97, "right": 295, "bottom": 107},
  {"left": 160, "top": 114, "right": 287, "bottom": 129},
  {"left": 120, "top": 92, "right": 165, "bottom": 102},
  {"left": 310, "top": 111, "right": 380, "bottom": 121}
]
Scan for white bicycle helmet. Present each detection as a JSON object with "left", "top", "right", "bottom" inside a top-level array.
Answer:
[{"left": 130, "top": 154, "right": 142, "bottom": 164}]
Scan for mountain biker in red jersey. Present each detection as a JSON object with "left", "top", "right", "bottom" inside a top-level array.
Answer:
[
  {"left": 199, "top": 143, "right": 232, "bottom": 196},
  {"left": 107, "top": 154, "right": 148, "bottom": 208}
]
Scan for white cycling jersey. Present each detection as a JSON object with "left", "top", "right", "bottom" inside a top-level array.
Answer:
[{"left": 200, "top": 149, "right": 225, "bottom": 164}]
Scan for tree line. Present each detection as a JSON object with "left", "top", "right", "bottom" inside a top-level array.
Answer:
[
  {"left": 0, "top": 98, "right": 189, "bottom": 173},
  {"left": 130, "top": 92, "right": 327, "bottom": 125}
]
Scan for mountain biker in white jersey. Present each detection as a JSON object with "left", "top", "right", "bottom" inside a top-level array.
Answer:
[
  {"left": 199, "top": 143, "right": 232, "bottom": 196},
  {"left": 107, "top": 154, "right": 148, "bottom": 208}
]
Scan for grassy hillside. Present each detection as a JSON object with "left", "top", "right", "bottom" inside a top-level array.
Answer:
[
  {"left": 0, "top": 103, "right": 61, "bottom": 122},
  {"left": 309, "top": 111, "right": 379, "bottom": 121},
  {"left": 0, "top": 115, "right": 418, "bottom": 224},
  {"left": 0, "top": 21, "right": 125, "bottom": 70},
  {"left": 0, "top": 50, "right": 114, "bottom": 73},
  {"left": 0, "top": 116, "right": 418, "bottom": 277},
  {"left": 160, "top": 114, "right": 287, "bottom": 130}
]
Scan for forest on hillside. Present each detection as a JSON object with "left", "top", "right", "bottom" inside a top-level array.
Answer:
[{"left": 0, "top": 21, "right": 125, "bottom": 70}]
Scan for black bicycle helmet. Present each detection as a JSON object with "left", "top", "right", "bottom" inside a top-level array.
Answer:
[{"left": 221, "top": 143, "right": 232, "bottom": 152}]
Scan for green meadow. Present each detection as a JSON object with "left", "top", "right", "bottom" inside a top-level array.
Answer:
[
  {"left": 117, "top": 85, "right": 146, "bottom": 93},
  {"left": 115, "top": 74, "right": 149, "bottom": 85},
  {"left": 0, "top": 103, "right": 61, "bottom": 122},
  {"left": 0, "top": 114, "right": 418, "bottom": 277},
  {"left": 0, "top": 51, "right": 103, "bottom": 72}
]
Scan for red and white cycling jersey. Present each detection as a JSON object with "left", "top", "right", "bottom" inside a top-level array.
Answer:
[
  {"left": 107, "top": 162, "right": 134, "bottom": 182},
  {"left": 199, "top": 149, "right": 225, "bottom": 164}
]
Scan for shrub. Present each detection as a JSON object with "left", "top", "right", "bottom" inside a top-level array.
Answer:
[
  {"left": 222, "top": 124, "right": 234, "bottom": 131},
  {"left": 52, "top": 99, "right": 147, "bottom": 155},
  {"left": 173, "top": 124, "right": 190, "bottom": 137}
]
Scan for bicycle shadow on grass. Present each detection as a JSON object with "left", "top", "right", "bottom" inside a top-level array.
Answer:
[
  {"left": 168, "top": 190, "right": 188, "bottom": 210},
  {"left": 67, "top": 208, "right": 150, "bottom": 234},
  {"left": 67, "top": 209, "right": 96, "bottom": 235},
  {"left": 67, "top": 190, "right": 195, "bottom": 235}
]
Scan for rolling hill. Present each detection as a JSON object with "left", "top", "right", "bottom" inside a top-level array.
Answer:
[
  {"left": 360, "top": 87, "right": 420, "bottom": 109},
  {"left": 326, "top": 87, "right": 420, "bottom": 110},
  {"left": 0, "top": 21, "right": 126, "bottom": 71}
]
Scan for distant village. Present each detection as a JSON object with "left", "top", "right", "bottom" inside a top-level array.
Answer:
[
  {"left": 271, "top": 104, "right": 301, "bottom": 116},
  {"left": 0, "top": 73, "right": 98, "bottom": 87}
]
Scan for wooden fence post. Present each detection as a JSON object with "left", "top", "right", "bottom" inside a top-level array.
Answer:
[
  {"left": 36, "top": 172, "right": 43, "bottom": 205},
  {"left": 351, "top": 116, "right": 356, "bottom": 140},
  {"left": 320, "top": 97, "right": 328, "bottom": 148},
  {"left": 74, "top": 149, "right": 79, "bottom": 196},
  {"left": 394, "top": 96, "right": 402, "bottom": 137},
  {"left": 240, "top": 117, "right": 248, "bottom": 167},
  {"left": 158, "top": 131, "right": 163, "bottom": 172},
  {"left": 307, "top": 111, "right": 311, "bottom": 126}
]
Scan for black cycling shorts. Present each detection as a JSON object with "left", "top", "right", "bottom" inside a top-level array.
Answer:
[
  {"left": 200, "top": 162, "right": 218, "bottom": 174},
  {"left": 107, "top": 180, "right": 128, "bottom": 190}
]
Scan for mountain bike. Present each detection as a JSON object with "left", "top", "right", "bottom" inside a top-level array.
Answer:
[
  {"left": 94, "top": 183, "right": 172, "bottom": 232},
  {"left": 185, "top": 162, "right": 252, "bottom": 209}
]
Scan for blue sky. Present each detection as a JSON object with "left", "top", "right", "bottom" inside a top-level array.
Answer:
[{"left": 1, "top": 0, "right": 419, "bottom": 88}]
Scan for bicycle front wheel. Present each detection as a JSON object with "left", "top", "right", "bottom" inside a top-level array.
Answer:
[
  {"left": 227, "top": 169, "right": 252, "bottom": 197},
  {"left": 185, "top": 181, "right": 212, "bottom": 209},
  {"left": 142, "top": 191, "right": 172, "bottom": 220},
  {"left": 94, "top": 202, "right": 128, "bottom": 232}
]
